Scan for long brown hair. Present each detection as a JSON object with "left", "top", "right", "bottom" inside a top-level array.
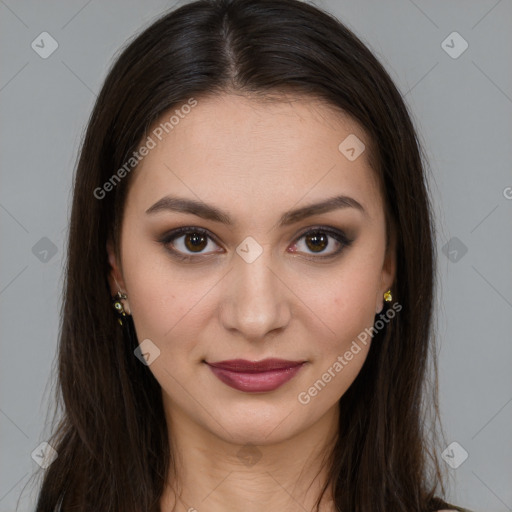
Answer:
[{"left": 28, "top": 0, "right": 463, "bottom": 510}]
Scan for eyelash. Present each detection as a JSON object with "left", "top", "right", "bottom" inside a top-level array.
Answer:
[{"left": 158, "top": 225, "right": 353, "bottom": 262}]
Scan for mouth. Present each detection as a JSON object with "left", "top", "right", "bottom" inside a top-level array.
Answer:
[{"left": 204, "top": 358, "right": 306, "bottom": 393}]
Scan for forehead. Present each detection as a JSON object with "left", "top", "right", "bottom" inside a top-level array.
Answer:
[{"left": 127, "top": 93, "right": 383, "bottom": 222}]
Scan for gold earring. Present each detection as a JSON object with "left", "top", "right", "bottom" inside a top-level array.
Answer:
[
  {"left": 111, "top": 276, "right": 131, "bottom": 325},
  {"left": 383, "top": 289, "right": 393, "bottom": 302},
  {"left": 112, "top": 291, "right": 128, "bottom": 326}
]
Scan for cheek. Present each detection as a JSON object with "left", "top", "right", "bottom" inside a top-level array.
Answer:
[
  {"left": 297, "top": 280, "right": 376, "bottom": 408},
  {"left": 314, "top": 294, "right": 374, "bottom": 372},
  {"left": 309, "top": 260, "right": 382, "bottom": 352},
  {"left": 298, "top": 260, "right": 383, "bottom": 408},
  {"left": 127, "top": 269, "right": 206, "bottom": 343},
  {"left": 120, "top": 232, "right": 192, "bottom": 341}
]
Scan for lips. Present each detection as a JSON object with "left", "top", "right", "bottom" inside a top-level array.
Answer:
[
  {"left": 207, "top": 358, "right": 305, "bottom": 372},
  {"left": 205, "top": 358, "right": 306, "bottom": 392}
]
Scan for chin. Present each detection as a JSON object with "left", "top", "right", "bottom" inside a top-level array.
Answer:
[{"left": 203, "top": 403, "right": 311, "bottom": 446}]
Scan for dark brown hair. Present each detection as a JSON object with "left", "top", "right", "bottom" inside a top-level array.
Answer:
[{"left": 27, "top": 0, "right": 465, "bottom": 510}]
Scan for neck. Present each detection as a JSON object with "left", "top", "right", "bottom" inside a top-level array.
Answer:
[{"left": 159, "top": 400, "right": 339, "bottom": 512}]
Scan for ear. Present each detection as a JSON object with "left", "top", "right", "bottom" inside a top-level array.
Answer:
[
  {"left": 106, "top": 238, "right": 125, "bottom": 292},
  {"left": 106, "top": 238, "right": 131, "bottom": 314},
  {"left": 376, "top": 227, "right": 397, "bottom": 314}
]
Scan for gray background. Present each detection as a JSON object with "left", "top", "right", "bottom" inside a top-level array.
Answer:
[{"left": 1, "top": 0, "right": 511, "bottom": 511}]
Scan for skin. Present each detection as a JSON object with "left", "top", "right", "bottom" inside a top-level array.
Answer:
[{"left": 107, "top": 93, "right": 397, "bottom": 512}]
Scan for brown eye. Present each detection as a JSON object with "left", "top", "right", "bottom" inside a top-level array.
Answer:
[
  {"left": 160, "top": 227, "right": 222, "bottom": 260},
  {"left": 160, "top": 225, "right": 353, "bottom": 262},
  {"left": 290, "top": 227, "right": 352, "bottom": 259},
  {"left": 304, "top": 232, "right": 328, "bottom": 253},
  {"left": 184, "top": 232, "right": 208, "bottom": 252}
]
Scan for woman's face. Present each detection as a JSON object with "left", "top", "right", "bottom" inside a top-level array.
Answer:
[{"left": 108, "top": 93, "right": 395, "bottom": 445}]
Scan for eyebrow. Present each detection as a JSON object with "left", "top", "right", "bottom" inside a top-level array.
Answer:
[{"left": 145, "top": 194, "right": 366, "bottom": 227}]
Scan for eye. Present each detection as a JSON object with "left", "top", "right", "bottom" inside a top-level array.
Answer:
[
  {"left": 159, "top": 225, "right": 353, "bottom": 262},
  {"left": 159, "top": 227, "right": 222, "bottom": 261},
  {"left": 288, "top": 227, "right": 353, "bottom": 259}
]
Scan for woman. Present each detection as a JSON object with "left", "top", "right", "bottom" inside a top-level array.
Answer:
[{"left": 31, "top": 0, "right": 473, "bottom": 510}]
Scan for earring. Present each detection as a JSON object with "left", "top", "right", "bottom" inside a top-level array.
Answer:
[
  {"left": 112, "top": 291, "right": 129, "bottom": 326},
  {"left": 110, "top": 279, "right": 139, "bottom": 349},
  {"left": 383, "top": 289, "right": 393, "bottom": 302},
  {"left": 111, "top": 290, "right": 139, "bottom": 352},
  {"left": 111, "top": 275, "right": 131, "bottom": 325}
]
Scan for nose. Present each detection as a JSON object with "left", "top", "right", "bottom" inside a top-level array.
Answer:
[{"left": 219, "top": 247, "right": 291, "bottom": 342}]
